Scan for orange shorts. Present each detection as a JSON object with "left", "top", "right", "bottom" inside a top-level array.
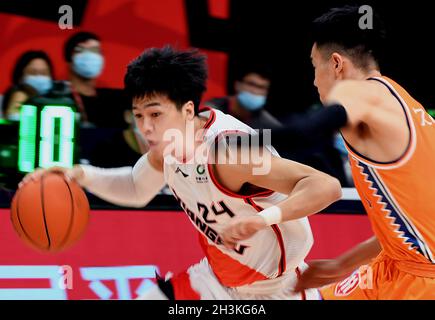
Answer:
[{"left": 320, "top": 254, "right": 435, "bottom": 300}]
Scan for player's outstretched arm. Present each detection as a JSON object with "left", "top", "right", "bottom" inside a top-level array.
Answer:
[
  {"left": 20, "top": 152, "right": 165, "bottom": 208},
  {"left": 251, "top": 155, "right": 342, "bottom": 222},
  {"left": 220, "top": 148, "right": 342, "bottom": 249},
  {"left": 294, "top": 236, "right": 381, "bottom": 291}
]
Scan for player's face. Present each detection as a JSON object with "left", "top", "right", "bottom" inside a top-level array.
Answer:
[
  {"left": 132, "top": 94, "right": 193, "bottom": 157},
  {"left": 311, "top": 43, "right": 337, "bottom": 103}
]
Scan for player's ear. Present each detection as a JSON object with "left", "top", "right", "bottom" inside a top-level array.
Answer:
[
  {"left": 331, "top": 53, "right": 344, "bottom": 78},
  {"left": 123, "top": 110, "right": 133, "bottom": 125},
  {"left": 182, "top": 101, "right": 195, "bottom": 121}
]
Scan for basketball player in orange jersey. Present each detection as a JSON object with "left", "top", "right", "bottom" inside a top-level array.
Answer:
[
  {"left": 295, "top": 5, "right": 435, "bottom": 299},
  {"left": 20, "top": 46, "right": 342, "bottom": 300}
]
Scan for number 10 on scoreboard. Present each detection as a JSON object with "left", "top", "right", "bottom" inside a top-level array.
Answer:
[{"left": 18, "top": 104, "right": 77, "bottom": 173}]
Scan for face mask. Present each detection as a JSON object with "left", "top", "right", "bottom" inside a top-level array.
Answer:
[
  {"left": 72, "top": 51, "right": 104, "bottom": 79},
  {"left": 23, "top": 75, "right": 53, "bottom": 95},
  {"left": 237, "top": 91, "right": 267, "bottom": 111}
]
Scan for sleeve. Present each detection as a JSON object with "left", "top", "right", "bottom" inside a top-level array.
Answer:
[{"left": 78, "top": 153, "right": 166, "bottom": 208}]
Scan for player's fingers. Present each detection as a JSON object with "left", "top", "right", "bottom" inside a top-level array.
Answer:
[
  {"left": 19, "top": 172, "right": 39, "bottom": 188},
  {"left": 19, "top": 167, "right": 61, "bottom": 188},
  {"left": 46, "top": 166, "right": 68, "bottom": 178},
  {"left": 221, "top": 230, "right": 240, "bottom": 249},
  {"left": 232, "top": 222, "right": 253, "bottom": 240},
  {"left": 30, "top": 172, "right": 43, "bottom": 181},
  {"left": 64, "top": 172, "right": 73, "bottom": 182},
  {"left": 223, "top": 238, "right": 237, "bottom": 250}
]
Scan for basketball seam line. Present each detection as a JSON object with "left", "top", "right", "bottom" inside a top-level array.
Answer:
[
  {"left": 59, "top": 178, "right": 75, "bottom": 249},
  {"left": 40, "top": 174, "right": 52, "bottom": 249},
  {"left": 15, "top": 188, "right": 41, "bottom": 248}
]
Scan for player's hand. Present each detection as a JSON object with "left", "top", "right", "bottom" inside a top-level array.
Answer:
[
  {"left": 18, "top": 165, "right": 84, "bottom": 189},
  {"left": 220, "top": 216, "right": 267, "bottom": 250},
  {"left": 294, "top": 259, "right": 353, "bottom": 292}
]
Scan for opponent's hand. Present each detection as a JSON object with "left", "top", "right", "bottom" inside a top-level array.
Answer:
[
  {"left": 18, "top": 165, "right": 85, "bottom": 189},
  {"left": 294, "top": 259, "right": 353, "bottom": 292},
  {"left": 221, "top": 216, "right": 267, "bottom": 250}
]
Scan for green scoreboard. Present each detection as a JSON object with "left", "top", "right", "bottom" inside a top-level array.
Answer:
[{"left": 17, "top": 97, "right": 78, "bottom": 173}]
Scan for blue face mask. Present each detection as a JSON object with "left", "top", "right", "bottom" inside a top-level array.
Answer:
[
  {"left": 23, "top": 75, "right": 53, "bottom": 95},
  {"left": 72, "top": 51, "right": 104, "bottom": 79},
  {"left": 237, "top": 91, "right": 267, "bottom": 111}
]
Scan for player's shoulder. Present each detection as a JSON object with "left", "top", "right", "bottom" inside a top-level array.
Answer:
[
  {"left": 330, "top": 80, "right": 383, "bottom": 101},
  {"left": 327, "top": 79, "right": 386, "bottom": 111},
  {"left": 202, "top": 108, "right": 256, "bottom": 139}
]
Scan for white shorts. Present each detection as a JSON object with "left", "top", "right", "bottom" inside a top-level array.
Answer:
[{"left": 138, "top": 258, "right": 321, "bottom": 300}]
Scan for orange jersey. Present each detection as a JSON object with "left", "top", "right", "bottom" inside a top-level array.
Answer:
[
  {"left": 344, "top": 76, "right": 435, "bottom": 265},
  {"left": 320, "top": 252, "right": 435, "bottom": 299}
]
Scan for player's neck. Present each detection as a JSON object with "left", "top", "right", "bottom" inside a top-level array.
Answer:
[{"left": 193, "top": 115, "right": 208, "bottom": 134}]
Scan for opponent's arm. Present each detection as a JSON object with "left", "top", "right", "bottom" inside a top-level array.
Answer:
[{"left": 294, "top": 236, "right": 381, "bottom": 291}]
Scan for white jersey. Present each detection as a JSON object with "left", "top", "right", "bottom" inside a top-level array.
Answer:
[{"left": 163, "top": 108, "right": 314, "bottom": 289}]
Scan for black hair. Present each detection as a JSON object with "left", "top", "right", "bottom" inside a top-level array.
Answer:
[
  {"left": 124, "top": 46, "right": 208, "bottom": 114},
  {"left": 12, "top": 50, "right": 54, "bottom": 84},
  {"left": 235, "top": 64, "right": 272, "bottom": 81},
  {"left": 235, "top": 63, "right": 273, "bottom": 82},
  {"left": 64, "top": 31, "right": 100, "bottom": 62},
  {"left": 312, "top": 5, "right": 386, "bottom": 69}
]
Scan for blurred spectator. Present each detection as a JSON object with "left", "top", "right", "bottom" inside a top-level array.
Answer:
[
  {"left": 88, "top": 105, "right": 149, "bottom": 167},
  {"left": 64, "top": 31, "right": 126, "bottom": 128},
  {"left": 1, "top": 50, "right": 54, "bottom": 120},
  {"left": 206, "top": 66, "right": 281, "bottom": 129}
]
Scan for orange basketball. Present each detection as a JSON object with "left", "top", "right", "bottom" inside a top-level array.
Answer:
[{"left": 10, "top": 172, "right": 89, "bottom": 252}]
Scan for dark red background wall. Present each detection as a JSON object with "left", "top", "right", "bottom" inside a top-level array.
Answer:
[{"left": 0, "top": 0, "right": 228, "bottom": 102}]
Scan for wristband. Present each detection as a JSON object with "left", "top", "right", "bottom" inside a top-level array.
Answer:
[{"left": 258, "top": 206, "right": 282, "bottom": 226}]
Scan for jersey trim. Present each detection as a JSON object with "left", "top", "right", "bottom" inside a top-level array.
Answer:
[
  {"left": 245, "top": 197, "right": 287, "bottom": 277},
  {"left": 199, "top": 106, "right": 216, "bottom": 130},
  {"left": 207, "top": 162, "right": 274, "bottom": 199},
  {"left": 356, "top": 160, "right": 434, "bottom": 263},
  {"left": 295, "top": 267, "right": 307, "bottom": 300},
  {"left": 342, "top": 76, "right": 417, "bottom": 170}
]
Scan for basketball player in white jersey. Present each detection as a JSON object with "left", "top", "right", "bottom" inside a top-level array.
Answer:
[{"left": 20, "top": 46, "right": 342, "bottom": 300}]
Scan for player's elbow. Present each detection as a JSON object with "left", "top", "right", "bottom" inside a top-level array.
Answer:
[
  {"left": 131, "top": 201, "right": 149, "bottom": 208},
  {"left": 323, "top": 176, "right": 342, "bottom": 203}
]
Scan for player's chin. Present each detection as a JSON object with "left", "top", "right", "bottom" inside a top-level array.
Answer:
[
  {"left": 318, "top": 93, "right": 326, "bottom": 105},
  {"left": 148, "top": 140, "right": 161, "bottom": 152}
]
